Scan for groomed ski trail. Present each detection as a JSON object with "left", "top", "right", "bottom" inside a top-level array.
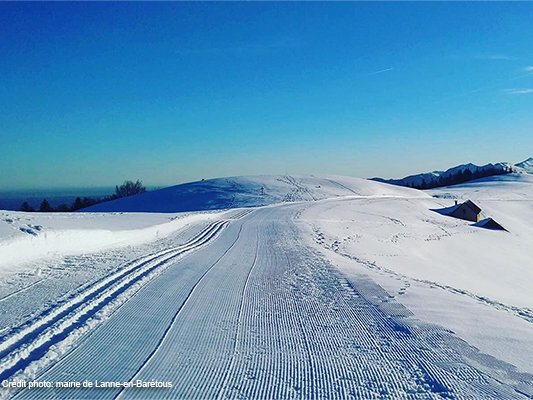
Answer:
[
  {"left": 5, "top": 205, "right": 533, "bottom": 400},
  {"left": 0, "top": 211, "right": 253, "bottom": 393}
]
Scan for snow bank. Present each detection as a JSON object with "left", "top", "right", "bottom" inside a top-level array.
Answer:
[{"left": 0, "top": 211, "right": 224, "bottom": 275}]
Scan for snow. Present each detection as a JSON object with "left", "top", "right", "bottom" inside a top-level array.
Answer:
[
  {"left": 515, "top": 156, "right": 533, "bottom": 173},
  {"left": 0, "top": 219, "right": 232, "bottom": 388},
  {"left": 299, "top": 172, "right": 533, "bottom": 373},
  {"left": 0, "top": 210, "right": 226, "bottom": 274},
  {"left": 81, "top": 174, "right": 428, "bottom": 213},
  {"left": 1, "top": 173, "right": 532, "bottom": 399},
  {"left": 3, "top": 206, "right": 532, "bottom": 399}
]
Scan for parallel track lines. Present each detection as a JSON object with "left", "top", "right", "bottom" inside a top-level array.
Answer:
[
  {"left": 212, "top": 215, "right": 531, "bottom": 400},
  {"left": 0, "top": 217, "right": 240, "bottom": 387},
  {"left": 113, "top": 219, "right": 251, "bottom": 400},
  {"left": 5, "top": 206, "right": 532, "bottom": 399},
  {"left": 215, "top": 211, "right": 264, "bottom": 400},
  {"left": 116, "top": 211, "right": 266, "bottom": 400}
]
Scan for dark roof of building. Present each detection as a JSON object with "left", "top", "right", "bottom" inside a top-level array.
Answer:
[
  {"left": 476, "top": 217, "right": 507, "bottom": 231},
  {"left": 432, "top": 200, "right": 482, "bottom": 218},
  {"left": 463, "top": 200, "right": 481, "bottom": 214}
]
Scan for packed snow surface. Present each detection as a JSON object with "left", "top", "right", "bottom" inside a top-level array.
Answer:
[{"left": 0, "top": 174, "right": 532, "bottom": 399}]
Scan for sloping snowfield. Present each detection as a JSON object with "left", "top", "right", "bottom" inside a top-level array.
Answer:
[
  {"left": 0, "top": 175, "right": 423, "bottom": 271},
  {"left": 81, "top": 174, "right": 427, "bottom": 213},
  {"left": 1, "top": 174, "right": 532, "bottom": 399},
  {"left": 300, "top": 174, "right": 533, "bottom": 373}
]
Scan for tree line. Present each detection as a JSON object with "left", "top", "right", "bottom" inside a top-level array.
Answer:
[
  {"left": 407, "top": 165, "right": 513, "bottom": 190},
  {"left": 19, "top": 180, "right": 147, "bottom": 212}
]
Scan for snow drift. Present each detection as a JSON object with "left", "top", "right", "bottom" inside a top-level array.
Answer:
[{"left": 0, "top": 211, "right": 224, "bottom": 274}]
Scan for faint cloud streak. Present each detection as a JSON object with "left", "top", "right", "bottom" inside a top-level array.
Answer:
[
  {"left": 473, "top": 53, "right": 519, "bottom": 61},
  {"left": 501, "top": 88, "right": 533, "bottom": 95},
  {"left": 356, "top": 67, "right": 394, "bottom": 78},
  {"left": 436, "top": 71, "right": 533, "bottom": 103}
]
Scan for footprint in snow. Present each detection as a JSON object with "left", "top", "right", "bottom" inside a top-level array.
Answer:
[{"left": 19, "top": 227, "right": 37, "bottom": 236}]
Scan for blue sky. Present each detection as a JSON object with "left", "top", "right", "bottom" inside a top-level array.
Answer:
[{"left": 1, "top": 2, "right": 532, "bottom": 190}]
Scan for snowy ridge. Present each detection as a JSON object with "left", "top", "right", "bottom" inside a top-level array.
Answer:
[
  {"left": 81, "top": 174, "right": 428, "bottom": 213},
  {"left": 0, "top": 210, "right": 253, "bottom": 394}
]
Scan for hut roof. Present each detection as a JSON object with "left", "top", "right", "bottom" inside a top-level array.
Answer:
[
  {"left": 463, "top": 200, "right": 481, "bottom": 214},
  {"left": 476, "top": 217, "right": 507, "bottom": 231}
]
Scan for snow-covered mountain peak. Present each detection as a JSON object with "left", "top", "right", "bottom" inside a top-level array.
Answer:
[
  {"left": 516, "top": 157, "right": 533, "bottom": 173},
  {"left": 372, "top": 162, "right": 514, "bottom": 189}
]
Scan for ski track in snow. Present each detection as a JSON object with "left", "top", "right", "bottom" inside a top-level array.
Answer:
[
  {"left": 323, "top": 178, "right": 359, "bottom": 195},
  {"left": 114, "top": 210, "right": 261, "bottom": 400},
  {"left": 0, "top": 210, "right": 255, "bottom": 395},
  {"left": 2, "top": 206, "right": 532, "bottom": 399},
  {"left": 0, "top": 279, "right": 48, "bottom": 304},
  {"left": 277, "top": 175, "right": 317, "bottom": 202}
]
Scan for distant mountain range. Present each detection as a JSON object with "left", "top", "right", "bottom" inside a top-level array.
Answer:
[
  {"left": 516, "top": 157, "right": 533, "bottom": 173},
  {"left": 372, "top": 157, "right": 533, "bottom": 189}
]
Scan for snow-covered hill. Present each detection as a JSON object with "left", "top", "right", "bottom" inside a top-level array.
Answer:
[
  {"left": 0, "top": 175, "right": 426, "bottom": 270},
  {"left": 81, "top": 174, "right": 428, "bottom": 213},
  {"left": 372, "top": 162, "right": 515, "bottom": 188},
  {"left": 302, "top": 171, "right": 533, "bottom": 373},
  {"left": 429, "top": 172, "right": 533, "bottom": 200}
]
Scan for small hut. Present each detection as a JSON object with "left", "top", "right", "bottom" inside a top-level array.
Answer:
[
  {"left": 477, "top": 218, "right": 508, "bottom": 231},
  {"left": 450, "top": 200, "right": 482, "bottom": 223}
]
